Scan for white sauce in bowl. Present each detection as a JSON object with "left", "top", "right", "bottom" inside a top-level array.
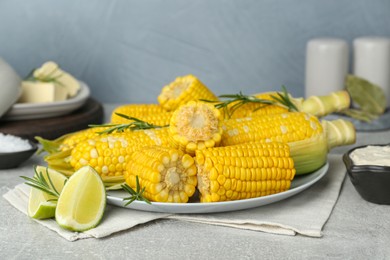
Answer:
[{"left": 350, "top": 145, "right": 390, "bottom": 167}]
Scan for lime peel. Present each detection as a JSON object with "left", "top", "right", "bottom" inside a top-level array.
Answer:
[{"left": 25, "top": 166, "right": 67, "bottom": 219}]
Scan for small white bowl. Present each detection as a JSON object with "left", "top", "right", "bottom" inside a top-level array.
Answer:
[{"left": 0, "top": 57, "right": 22, "bottom": 117}]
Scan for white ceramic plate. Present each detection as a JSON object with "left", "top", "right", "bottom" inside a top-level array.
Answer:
[
  {"left": 2, "top": 81, "right": 90, "bottom": 121},
  {"left": 107, "top": 162, "right": 329, "bottom": 214}
]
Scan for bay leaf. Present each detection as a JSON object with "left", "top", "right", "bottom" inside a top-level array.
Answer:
[{"left": 345, "top": 75, "right": 386, "bottom": 115}]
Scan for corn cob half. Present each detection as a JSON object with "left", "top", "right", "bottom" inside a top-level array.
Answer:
[
  {"left": 195, "top": 142, "right": 295, "bottom": 202},
  {"left": 157, "top": 74, "right": 218, "bottom": 111},
  {"left": 169, "top": 101, "right": 224, "bottom": 155},
  {"left": 125, "top": 146, "right": 198, "bottom": 203}
]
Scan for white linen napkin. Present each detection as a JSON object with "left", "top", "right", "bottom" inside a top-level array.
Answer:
[
  {"left": 3, "top": 154, "right": 345, "bottom": 241},
  {"left": 169, "top": 154, "right": 346, "bottom": 237},
  {"left": 2, "top": 183, "right": 170, "bottom": 241}
]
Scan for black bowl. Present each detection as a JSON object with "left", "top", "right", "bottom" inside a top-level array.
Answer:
[
  {"left": 343, "top": 144, "right": 390, "bottom": 205},
  {"left": 0, "top": 140, "right": 38, "bottom": 169}
]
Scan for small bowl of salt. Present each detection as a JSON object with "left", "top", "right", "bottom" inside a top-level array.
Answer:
[{"left": 0, "top": 133, "right": 38, "bottom": 169}]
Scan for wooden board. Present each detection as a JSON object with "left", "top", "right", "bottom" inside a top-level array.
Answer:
[{"left": 0, "top": 98, "right": 104, "bottom": 142}]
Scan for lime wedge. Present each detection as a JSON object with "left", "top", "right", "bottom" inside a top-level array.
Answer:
[
  {"left": 28, "top": 166, "right": 67, "bottom": 219},
  {"left": 55, "top": 166, "right": 106, "bottom": 232}
]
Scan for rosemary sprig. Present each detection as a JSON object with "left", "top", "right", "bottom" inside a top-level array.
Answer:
[
  {"left": 202, "top": 92, "right": 276, "bottom": 118},
  {"left": 89, "top": 113, "right": 169, "bottom": 134},
  {"left": 201, "top": 86, "right": 298, "bottom": 118},
  {"left": 20, "top": 166, "right": 66, "bottom": 200},
  {"left": 121, "top": 176, "right": 151, "bottom": 205},
  {"left": 269, "top": 86, "right": 298, "bottom": 112}
]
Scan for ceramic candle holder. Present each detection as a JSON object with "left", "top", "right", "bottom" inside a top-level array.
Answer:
[
  {"left": 305, "top": 38, "right": 349, "bottom": 98},
  {"left": 353, "top": 37, "right": 390, "bottom": 107}
]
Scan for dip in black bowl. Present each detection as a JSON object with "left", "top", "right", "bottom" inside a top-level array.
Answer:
[{"left": 343, "top": 144, "right": 390, "bottom": 205}]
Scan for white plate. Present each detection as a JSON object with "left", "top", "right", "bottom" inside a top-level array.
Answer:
[
  {"left": 2, "top": 81, "right": 90, "bottom": 121},
  {"left": 107, "top": 162, "right": 329, "bottom": 214}
]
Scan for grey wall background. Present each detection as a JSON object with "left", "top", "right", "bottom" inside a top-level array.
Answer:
[{"left": 1, "top": 0, "right": 390, "bottom": 104}]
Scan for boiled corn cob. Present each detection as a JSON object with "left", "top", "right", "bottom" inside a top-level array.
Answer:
[
  {"left": 222, "top": 92, "right": 291, "bottom": 119},
  {"left": 221, "top": 112, "right": 323, "bottom": 146},
  {"left": 44, "top": 128, "right": 172, "bottom": 185},
  {"left": 36, "top": 127, "right": 107, "bottom": 155},
  {"left": 220, "top": 112, "right": 356, "bottom": 174},
  {"left": 125, "top": 146, "right": 197, "bottom": 203},
  {"left": 111, "top": 104, "right": 173, "bottom": 125},
  {"left": 195, "top": 142, "right": 295, "bottom": 202},
  {"left": 169, "top": 101, "right": 224, "bottom": 155},
  {"left": 158, "top": 74, "right": 219, "bottom": 111}
]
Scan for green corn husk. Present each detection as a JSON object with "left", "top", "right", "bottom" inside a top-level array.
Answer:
[
  {"left": 299, "top": 90, "right": 351, "bottom": 118},
  {"left": 290, "top": 119, "right": 356, "bottom": 175},
  {"left": 289, "top": 134, "right": 328, "bottom": 175}
]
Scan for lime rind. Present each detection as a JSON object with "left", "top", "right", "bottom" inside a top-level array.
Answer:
[
  {"left": 27, "top": 166, "right": 67, "bottom": 219},
  {"left": 28, "top": 200, "right": 57, "bottom": 219}
]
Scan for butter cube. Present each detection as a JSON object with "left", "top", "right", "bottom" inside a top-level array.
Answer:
[
  {"left": 18, "top": 81, "right": 68, "bottom": 103},
  {"left": 34, "top": 61, "right": 80, "bottom": 98}
]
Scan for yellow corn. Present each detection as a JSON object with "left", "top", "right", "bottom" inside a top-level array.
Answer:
[
  {"left": 125, "top": 146, "right": 197, "bottom": 203},
  {"left": 111, "top": 104, "right": 173, "bottom": 125},
  {"left": 169, "top": 101, "right": 224, "bottom": 155},
  {"left": 36, "top": 127, "right": 107, "bottom": 155},
  {"left": 226, "top": 92, "right": 289, "bottom": 119},
  {"left": 221, "top": 112, "right": 323, "bottom": 147},
  {"left": 44, "top": 128, "right": 172, "bottom": 185},
  {"left": 157, "top": 74, "right": 219, "bottom": 111},
  {"left": 71, "top": 128, "right": 172, "bottom": 176},
  {"left": 220, "top": 112, "right": 356, "bottom": 175},
  {"left": 195, "top": 142, "right": 295, "bottom": 202}
]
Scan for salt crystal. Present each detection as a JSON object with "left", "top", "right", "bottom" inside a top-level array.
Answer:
[{"left": 0, "top": 133, "right": 32, "bottom": 153}]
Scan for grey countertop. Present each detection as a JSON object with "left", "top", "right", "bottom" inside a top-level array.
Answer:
[{"left": 1, "top": 104, "right": 390, "bottom": 259}]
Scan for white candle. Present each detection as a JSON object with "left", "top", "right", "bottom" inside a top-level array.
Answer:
[
  {"left": 305, "top": 38, "right": 349, "bottom": 98},
  {"left": 353, "top": 37, "right": 390, "bottom": 107}
]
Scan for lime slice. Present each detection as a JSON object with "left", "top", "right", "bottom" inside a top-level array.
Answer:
[
  {"left": 55, "top": 166, "right": 106, "bottom": 232},
  {"left": 28, "top": 166, "right": 67, "bottom": 219}
]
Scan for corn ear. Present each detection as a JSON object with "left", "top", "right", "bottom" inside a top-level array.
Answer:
[
  {"left": 125, "top": 146, "right": 198, "bottom": 203},
  {"left": 169, "top": 101, "right": 224, "bottom": 155},
  {"left": 195, "top": 142, "right": 296, "bottom": 202},
  {"left": 158, "top": 74, "right": 218, "bottom": 111}
]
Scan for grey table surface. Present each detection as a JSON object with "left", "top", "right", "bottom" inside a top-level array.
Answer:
[{"left": 1, "top": 104, "right": 390, "bottom": 260}]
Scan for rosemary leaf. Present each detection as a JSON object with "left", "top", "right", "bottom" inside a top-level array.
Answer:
[
  {"left": 121, "top": 176, "right": 151, "bottom": 205},
  {"left": 20, "top": 166, "right": 63, "bottom": 198},
  {"left": 202, "top": 88, "right": 297, "bottom": 118},
  {"left": 270, "top": 86, "right": 298, "bottom": 112},
  {"left": 89, "top": 113, "right": 168, "bottom": 134}
]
